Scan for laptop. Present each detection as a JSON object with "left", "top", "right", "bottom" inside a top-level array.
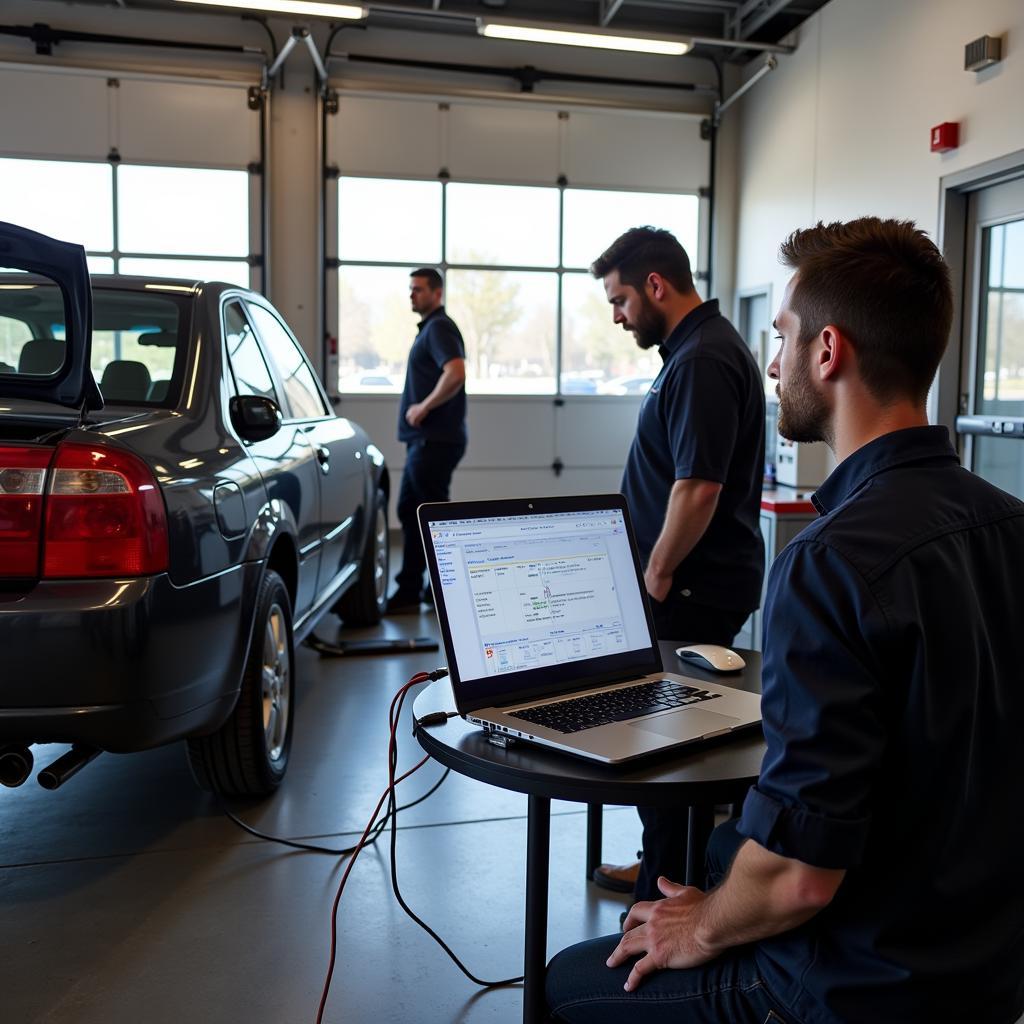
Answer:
[{"left": 417, "top": 494, "right": 762, "bottom": 765}]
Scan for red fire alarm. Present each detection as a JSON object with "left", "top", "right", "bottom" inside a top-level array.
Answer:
[{"left": 930, "top": 122, "right": 960, "bottom": 153}]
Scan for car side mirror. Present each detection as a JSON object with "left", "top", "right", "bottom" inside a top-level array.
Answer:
[{"left": 230, "top": 394, "right": 282, "bottom": 443}]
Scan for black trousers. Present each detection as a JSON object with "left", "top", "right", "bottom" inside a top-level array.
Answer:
[
  {"left": 635, "top": 597, "right": 751, "bottom": 902},
  {"left": 394, "top": 438, "right": 465, "bottom": 596}
]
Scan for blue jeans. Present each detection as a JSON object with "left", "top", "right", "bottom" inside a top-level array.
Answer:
[{"left": 546, "top": 821, "right": 797, "bottom": 1024}]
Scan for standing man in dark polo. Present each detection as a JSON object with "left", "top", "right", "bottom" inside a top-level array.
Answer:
[
  {"left": 387, "top": 267, "right": 467, "bottom": 614},
  {"left": 589, "top": 227, "right": 765, "bottom": 901}
]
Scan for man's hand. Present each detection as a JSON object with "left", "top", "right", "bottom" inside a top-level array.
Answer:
[
  {"left": 644, "top": 565, "right": 673, "bottom": 603},
  {"left": 405, "top": 402, "right": 429, "bottom": 428},
  {"left": 606, "top": 877, "right": 716, "bottom": 992}
]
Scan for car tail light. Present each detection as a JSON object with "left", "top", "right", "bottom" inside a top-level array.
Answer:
[
  {"left": 0, "top": 446, "right": 53, "bottom": 578},
  {"left": 43, "top": 443, "right": 169, "bottom": 578}
]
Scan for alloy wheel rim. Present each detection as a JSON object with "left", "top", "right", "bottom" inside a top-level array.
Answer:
[
  {"left": 373, "top": 505, "right": 388, "bottom": 605},
  {"left": 261, "top": 602, "right": 291, "bottom": 763}
]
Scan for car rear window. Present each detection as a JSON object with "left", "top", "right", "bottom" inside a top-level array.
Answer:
[{"left": 0, "top": 277, "right": 189, "bottom": 406}]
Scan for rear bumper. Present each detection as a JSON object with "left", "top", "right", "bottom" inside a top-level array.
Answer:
[{"left": 0, "top": 564, "right": 262, "bottom": 751}]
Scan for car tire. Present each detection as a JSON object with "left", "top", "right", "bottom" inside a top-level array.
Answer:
[
  {"left": 334, "top": 488, "right": 389, "bottom": 626},
  {"left": 186, "top": 569, "right": 294, "bottom": 797}
]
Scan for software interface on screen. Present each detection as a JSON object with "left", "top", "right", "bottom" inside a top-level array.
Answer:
[{"left": 427, "top": 509, "right": 653, "bottom": 683}]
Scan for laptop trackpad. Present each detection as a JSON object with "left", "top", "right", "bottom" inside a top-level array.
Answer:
[{"left": 630, "top": 707, "right": 741, "bottom": 738}]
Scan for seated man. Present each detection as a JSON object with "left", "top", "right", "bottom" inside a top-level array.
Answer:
[{"left": 546, "top": 217, "right": 1024, "bottom": 1024}]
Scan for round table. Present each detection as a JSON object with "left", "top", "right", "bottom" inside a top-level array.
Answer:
[{"left": 412, "top": 643, "right": 765, "bottom": 1024}]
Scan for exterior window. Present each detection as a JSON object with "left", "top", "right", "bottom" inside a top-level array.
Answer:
[
  {"left": 248, "top": 304, "right": 327, "bottom": 419},
  {"left": 334, "top": 176, "right": 701, "bottom": 397}
]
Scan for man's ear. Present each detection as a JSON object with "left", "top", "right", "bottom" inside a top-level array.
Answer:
[
  {"left": 816, "top": 325, "right": 849, "bottom": 382},
  {"left": 645, "top": 272, "right": 668, "bottom": 302}
]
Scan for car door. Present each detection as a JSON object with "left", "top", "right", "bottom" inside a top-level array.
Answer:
[
  {"left": 222, "top": 298, "right": 321, "bottom": 618},
  {"left": 0, "top": 221, "right": 101, "bottom": 410},
  {"left": 245, "top": 300, "right": 364, "bottom": 605}
]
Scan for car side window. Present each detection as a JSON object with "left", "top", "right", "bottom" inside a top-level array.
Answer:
[
  {"left": 246, "top": 303, "right": 328, "bottom": 420},
  {"left": 224, "top": 301, "right": 278, "bottom": 404}
]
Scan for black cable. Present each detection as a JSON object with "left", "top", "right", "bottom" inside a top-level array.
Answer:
[
  {"left": 215, "top": 765, "right": 451, "bottom": 855},
  {"left": 386, "top": 687, "right": 524, "bottom": 990},
  {"left": 216, "top": 667, "right": 453, "bottom": 854}
]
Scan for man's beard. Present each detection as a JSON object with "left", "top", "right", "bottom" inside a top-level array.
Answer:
[
  {"left": 777, "top": 349, "right": 831, "bottom": 445},
  {"left": 627, "top": 295, "right": 666, "bottom": 351}
]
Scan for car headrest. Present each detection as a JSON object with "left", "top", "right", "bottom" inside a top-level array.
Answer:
[
  {"left": 148, "top": 379, "right": 170, "bottom": 402},
  {"left": 18, "top": 338, "right": 66, "bottom": 375},
  {"left": 100, "top": 360, "right": 153, "bottom": 402}
]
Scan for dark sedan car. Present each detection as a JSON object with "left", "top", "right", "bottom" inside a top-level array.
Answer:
[{"left": 0, "top": 223, "right": 389, "bottom": 796}]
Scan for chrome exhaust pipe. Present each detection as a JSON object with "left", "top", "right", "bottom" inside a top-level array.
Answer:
[
  {"left": 0, "top": 743, "right": 34, "bottom": 788},
  {"left": 37, "top": 745, "right": 101, "bottom": 791}
]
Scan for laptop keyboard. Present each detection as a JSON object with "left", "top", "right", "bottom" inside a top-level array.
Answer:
[{"left": 509, "top": 679, "right": 721, "bottom": 734}]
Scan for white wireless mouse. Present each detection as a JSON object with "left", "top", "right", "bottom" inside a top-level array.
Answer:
[{"left": 675, "top": 643, "right": 746, "bottom": 673}]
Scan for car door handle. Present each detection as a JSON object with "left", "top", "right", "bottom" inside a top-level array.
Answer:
[{"left": 316, "top": 445, "right": 330, "bottom": 472}]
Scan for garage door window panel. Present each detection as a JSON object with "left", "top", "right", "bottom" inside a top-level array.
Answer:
[
  {"left": 338, "top": 177, "right": 441, "bottom": 264},
  {"left": 562, "top": 188, "right": 699, "bottom": 271},
  {"left": 445, "top": 270, "right": 557, "bottom": 395},
  {"left": 0, "top": 158, "right": 113, "bottom": 252},
  {"left": 446, "top": 183, "right": 559, "bottom": 268},
  {"left": 118, "top": 165, "right": 249, "bottom": 259}
]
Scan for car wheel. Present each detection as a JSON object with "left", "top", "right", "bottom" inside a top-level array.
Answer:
[
  {"left": 187, "top": 569, "right": 294, "bottom": 797},
  {"left": 334, "top": 488, "right": 389, "bottom": 626}
]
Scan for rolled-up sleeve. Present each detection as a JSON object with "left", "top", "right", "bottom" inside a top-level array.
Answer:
[{"left": 738, "top": 538, "right": 890, "bottom": 869}]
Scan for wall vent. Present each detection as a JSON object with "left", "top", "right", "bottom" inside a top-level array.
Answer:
[{"left": 964, "top": 35, "right": 1002, "bottom": 72}]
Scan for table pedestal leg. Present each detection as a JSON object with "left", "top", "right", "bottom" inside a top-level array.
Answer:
[
  {"left": 585, "top": 803, "right": 602, "bottom": 880},
  {"left": 524, "top": 794, "right": 551, "bottom": 1024},
  {"left": 685, "top": 804, "right": 714, "bottom": 887}
]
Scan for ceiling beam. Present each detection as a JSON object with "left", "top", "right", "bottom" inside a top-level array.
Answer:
[{"left": 731, "top": 0, "right": 794, "bottom": 39}]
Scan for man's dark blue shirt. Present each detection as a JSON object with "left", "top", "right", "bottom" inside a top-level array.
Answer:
[
  {"left": 620, "top": 299, "right": 765, "bottom": 615},
  {"left": 738, "top": 425, "right": 1024, "bottom": 1024},
  {"left": 398, "top": 305, "right": 466, "bottom": 445}
]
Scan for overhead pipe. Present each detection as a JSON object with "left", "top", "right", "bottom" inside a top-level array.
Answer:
[
  {"left": 326, "top": 51, "right": 717, "bottom": 96},
  {"left": 37, "top": 745, "right": 102, "bottom": 791},
  {"left": 0, "top": 21, "right": 269, "bottom": 60},
  {"left": 0, "top": 743, "right": 34, "bottom": 789}
]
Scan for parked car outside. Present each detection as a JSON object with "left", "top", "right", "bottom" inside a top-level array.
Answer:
[{"left": 0, "top": 223, "right": 389, "bottom": 797}]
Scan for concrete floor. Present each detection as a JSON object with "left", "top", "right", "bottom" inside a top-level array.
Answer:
[{"left": 0, "top": 577, "right": 641, "bottom": 1024}]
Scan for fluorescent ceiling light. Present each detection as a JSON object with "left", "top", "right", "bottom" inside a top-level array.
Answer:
[
  {"left": 479, "top": 20, "right": 691, "bottom": 56},
  {"left": 172, "top": 0, "right": 366, "bottom": 19}
]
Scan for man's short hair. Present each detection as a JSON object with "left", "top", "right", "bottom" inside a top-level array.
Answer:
[
  {"left": 410, "top": 267, "right": 444, "bottom": 291},
  {"left": 779, "top": 218, "right": 953, "bottom": 404},
  {"left": 590, "top": 226, "right": 695, "bottom": 295}
]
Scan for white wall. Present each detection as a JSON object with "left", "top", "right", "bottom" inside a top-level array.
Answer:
[{"left": 734, "top": 0, "right": 1024, "bottom": 318}]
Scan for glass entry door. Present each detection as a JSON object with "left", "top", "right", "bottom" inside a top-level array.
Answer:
[{"left": 957, "top": 176, "right": 1024, "bottom": 498}]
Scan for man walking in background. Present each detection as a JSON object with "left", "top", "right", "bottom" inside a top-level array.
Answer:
[
  {"left": 387, "top": 267, "right": 467, "bottom": 614},
  {"left": 589, "top": 227, "right": 766, "bottom": 902}
]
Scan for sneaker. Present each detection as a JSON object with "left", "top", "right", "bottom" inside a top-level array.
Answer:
[
  {"left": 592, "top": 859, "right": 640, "bottom": 893},
  {"left": 385, "top": 591, "right": 423, "bottom": 614}
]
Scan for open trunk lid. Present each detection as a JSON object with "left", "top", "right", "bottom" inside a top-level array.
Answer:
[{"left": 0, "top": 221, "right": 102, "bottom": 412}]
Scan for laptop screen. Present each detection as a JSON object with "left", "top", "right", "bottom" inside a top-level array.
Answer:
[{"left": 419, "top": 495, "right": 662, "bottom": 713}]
